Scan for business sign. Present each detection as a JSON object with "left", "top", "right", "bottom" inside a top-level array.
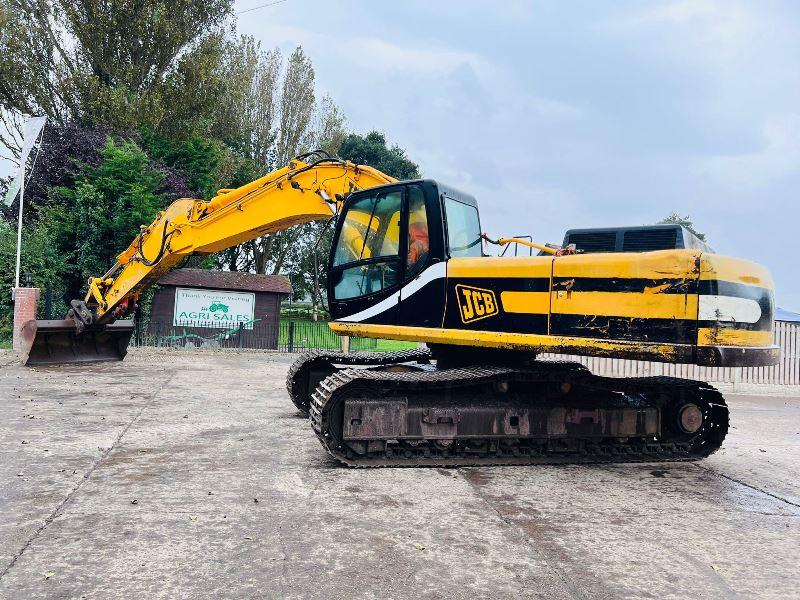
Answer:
[{"left": 173, "top": 287, "right": 255, "bottom": 329}]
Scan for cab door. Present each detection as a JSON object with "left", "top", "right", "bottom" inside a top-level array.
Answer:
[
  {"left": 398, "top": 184, "right": 447, "bottom": 327},
  {"left": 328, "top": 188, "right": 405, "bottom": 325}
]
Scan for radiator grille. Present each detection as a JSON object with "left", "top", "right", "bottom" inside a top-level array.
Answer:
[
  {"left": 565, "top": 231, "right": 617, "bottom": 253},
  {"left": 622, "top": 229, "right": 678, "bottom": 252}
]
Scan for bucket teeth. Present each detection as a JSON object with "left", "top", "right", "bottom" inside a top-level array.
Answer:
[{"left": 20, "top": 319, "right": 135, "bottom": 366}]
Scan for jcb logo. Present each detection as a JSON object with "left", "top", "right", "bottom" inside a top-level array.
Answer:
[{"left": 455, "top": 285, "right": 499, "bottom": 324}]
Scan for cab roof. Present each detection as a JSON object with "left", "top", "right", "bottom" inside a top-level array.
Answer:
[{"left": 348, "top": 178, "right": 479, "bottom": 208}]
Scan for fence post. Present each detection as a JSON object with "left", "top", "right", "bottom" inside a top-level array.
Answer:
[
  {"left": 288, "top": 321, "right": 295, "bottom": 353},
  {"left": 238, "top": 321, "right": 244, "bottom": 349},
  {"left": 44, "top": 287, "right": 53, "bottom": 320}
]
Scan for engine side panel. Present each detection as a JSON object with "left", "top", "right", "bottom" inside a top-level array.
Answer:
[{"left": 549, "top": 250, "right": 701, "bottom": 344}]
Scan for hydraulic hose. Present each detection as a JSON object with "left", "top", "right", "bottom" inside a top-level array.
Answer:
[{"left": 138, "top": 220, "right": 174, "bottom": 267}]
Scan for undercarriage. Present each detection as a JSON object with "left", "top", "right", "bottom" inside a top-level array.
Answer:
[{"left": 287, "top": 350, "right": 729, "bottom": 467}]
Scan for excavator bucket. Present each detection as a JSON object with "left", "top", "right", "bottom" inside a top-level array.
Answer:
[{"left": 19, "top": 319, "right": 135, "bottom": 366}]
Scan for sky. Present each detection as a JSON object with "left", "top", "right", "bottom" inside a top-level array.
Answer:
[
  {"left": 3, "top": 1, "right": 797, "bottom": 308},
  {"left": 233, "top": 0, "right": 800, "bottom": 309}
]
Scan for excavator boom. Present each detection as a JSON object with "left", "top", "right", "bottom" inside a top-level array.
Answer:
[{"left": 20, "top": 155, "right": 395, "bottom": 365}]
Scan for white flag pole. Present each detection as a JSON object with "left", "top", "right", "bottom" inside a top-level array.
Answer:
[
  {"left": 11, "top": 116, "right": 47, "bottom": 290},
  {"left": 14, "top": 163, "right": 24, "bottom": 289}
]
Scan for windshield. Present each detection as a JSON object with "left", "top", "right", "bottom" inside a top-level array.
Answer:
[{"left": 333, "top": 191, "right": 402, "bottom": 266}]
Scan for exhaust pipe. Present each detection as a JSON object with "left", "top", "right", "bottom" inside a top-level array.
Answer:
[{"left": 19, "top": 319, "right": 135, "bottom": 366}]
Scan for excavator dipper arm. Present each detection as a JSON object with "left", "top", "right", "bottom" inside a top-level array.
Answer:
[{"left": 20, "top": 155, "right": 395, "bottom": 364}]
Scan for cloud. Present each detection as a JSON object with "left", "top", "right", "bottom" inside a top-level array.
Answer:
[
  {"left": 701, "top": 113, "right": 800, "bottom": 189},
  {"left": 608, "top": 0, "right": 762, "bottom": 41},
  {"left": 344, "top": 37, "right": 488, "bottom": 76},
  {"left": 600, "top": 0, "right": 770, "bottom": 72}
]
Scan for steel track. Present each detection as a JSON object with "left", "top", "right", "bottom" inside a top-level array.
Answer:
[{"left": 308, "top": 364, "right": 729, "bottom": 467}]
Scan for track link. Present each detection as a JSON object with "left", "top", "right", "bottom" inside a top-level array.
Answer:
[
  {"left": 309, "top": 363, "right": 729, "bottom": 467},
  {"left": 285, "top": 348, "right": 432, "bottom": 414}
]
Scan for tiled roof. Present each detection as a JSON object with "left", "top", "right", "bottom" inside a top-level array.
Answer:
[{"left": 157, "top": 268, "right": 293, "bottom": 294}]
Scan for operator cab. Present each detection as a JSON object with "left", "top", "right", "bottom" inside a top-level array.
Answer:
[{"left": 328, "top": 180, "right": 482, "bottom": 325}]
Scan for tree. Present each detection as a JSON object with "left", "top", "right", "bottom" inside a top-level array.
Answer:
[
  {"left": 0, "top": 198, "right": 74, "bottom": 337},
  {"left": 0, "top": 121, "right": 208, "bottom": 333},
  {"left": 1, "top": 32, "right": 353, "bottom": 310},
  {"left": 1, "top": 123, "right": 196, "bottom": 229},
  {"left": 212, "top": 36, "right": 281, "bottom": 169},
  {"left": 0, "top": 124, "right": 109, "bottom": 225},
  {"left": 211, "top": 42, "right": 344, "bottom": 176},
  {"left": 0, "top": 0, "right": 233, "bottom": 153},
  {"left": 308, "top": 95, "right": 346, "bottom": 157},
  {"left": 658, "top": 212, "right": 706, "bottom": 241},
  {"left": 210, "top": 43, "right": 347, "bottom": 276},
  {"left": 275, "top": 48, "right": 316, "bottom": 166},
  {"left": 1, "top": 10, "right": 421, "bottom": 332},
  {"left": 143, "top": 132, "right": 228, "bottom": 200},
  {"left": 338, "top": 131, "right": 420, "bottom": 179},
  {"left": 283, "top": 221, "right": 334, "bottom": 305},
  {"left": 47, "top": 139, "right": 174, "bottom": 298}
]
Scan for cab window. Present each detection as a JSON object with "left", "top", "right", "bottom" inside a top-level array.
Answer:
[
  {"left": 333, "top": 190, "right": 402, "bottom": 300},
  {"left": 445, "top": 198, "right": 482, "bottom": 258},
  {"left": 333, "top": 191, "right": 402, "bottom": 266}
]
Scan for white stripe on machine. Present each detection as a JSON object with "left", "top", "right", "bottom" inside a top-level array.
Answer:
[
  {"left": 339, "top": 261, "right": 447, "bottom": 323},
  {"left": 699, "top": 295, "right": 762, "bottom": 323}
]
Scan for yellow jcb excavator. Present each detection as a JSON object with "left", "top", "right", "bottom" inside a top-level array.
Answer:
[{"left": 20, "top": 151, "right": 778, "bottom": 466}]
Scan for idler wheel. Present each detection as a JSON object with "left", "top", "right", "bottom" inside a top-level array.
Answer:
[{"left": 678, "top": 403, "right": 703, "bottom": 434}]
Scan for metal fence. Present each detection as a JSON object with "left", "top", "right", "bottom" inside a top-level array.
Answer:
[
  {"left": 132, "top": 319, "right": 800, "bottom": 385},
  {"left": 131, "top": 319, "right": 378, "bottom": 352},
  {"left": 542, "top": 321, "right": 800, "bottom": 386}
]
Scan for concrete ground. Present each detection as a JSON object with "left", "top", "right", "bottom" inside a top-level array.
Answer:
[{"left": 0, "top": 349, "right": 798, "bottom": 600}]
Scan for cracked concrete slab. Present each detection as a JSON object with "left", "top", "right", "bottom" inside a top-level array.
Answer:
[{"left": 1, "top": 349, "right": 798, "bottom": 599}]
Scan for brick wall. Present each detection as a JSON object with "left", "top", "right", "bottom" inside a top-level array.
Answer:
[{"left": 13, "top": 288, "right": 40, "bottom": 353}]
